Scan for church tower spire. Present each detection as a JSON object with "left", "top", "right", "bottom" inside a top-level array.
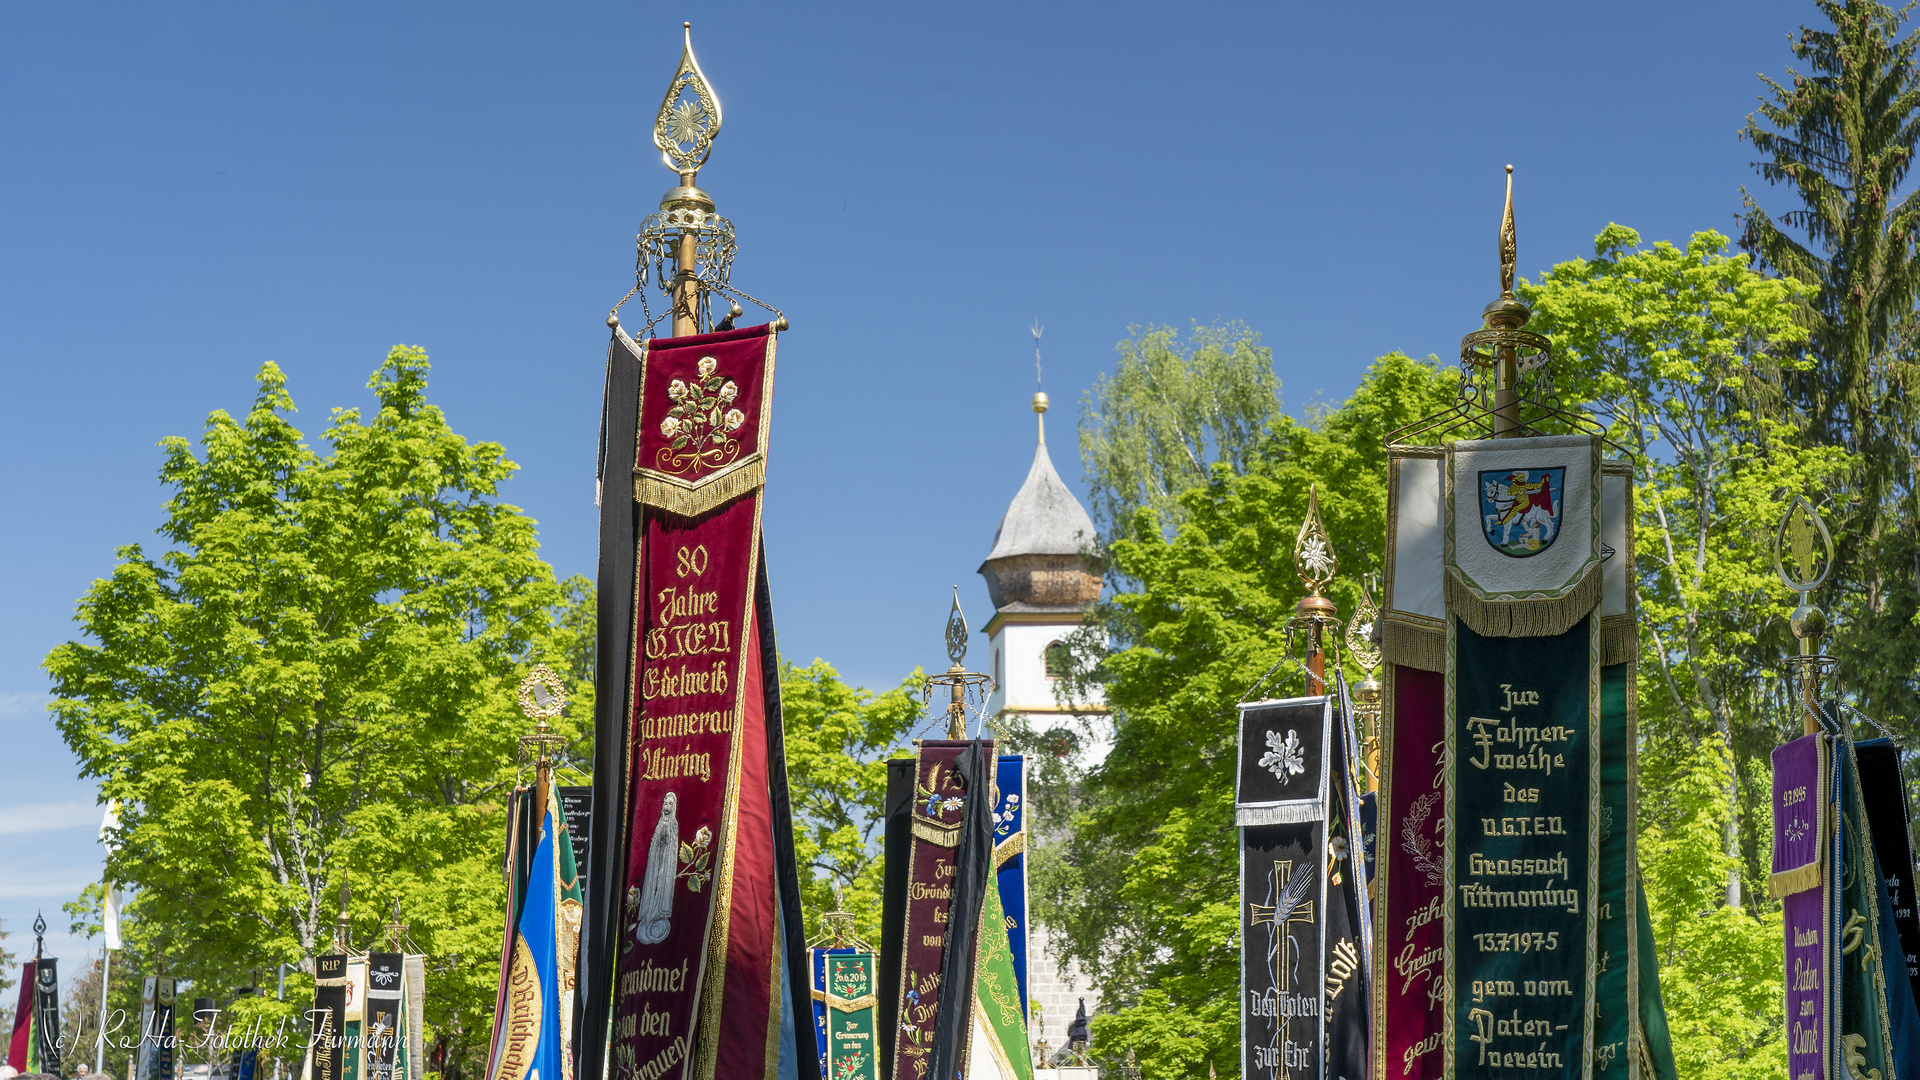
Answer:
[{"left": 978, "top": 365, "right": 1105, "bottom": 722}]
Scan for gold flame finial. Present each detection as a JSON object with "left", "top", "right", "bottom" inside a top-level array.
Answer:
[
  {"left": 654, "top": 23, "right": 722, "bottom": 180},
  {"left": 1499, "top": 164, "right": 1516, "bottom": 299}
]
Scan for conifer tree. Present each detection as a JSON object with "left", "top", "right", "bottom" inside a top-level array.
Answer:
[{"left": 1739, "top": 0, "right": 1920, "bottom": 725}]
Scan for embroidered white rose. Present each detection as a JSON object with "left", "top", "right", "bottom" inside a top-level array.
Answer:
[
  {"left": 660, "top": 416, "right": 680, "bottom": 438},
  {"left": 1259, "top": 728, "right": 1306, "bottom": 783}
]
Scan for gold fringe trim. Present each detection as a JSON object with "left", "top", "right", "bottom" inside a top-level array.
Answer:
[
  {"left": 1601, "top": 615, "right": 1637, "bottom": 667},
  {"left": 1444, "top": 561, "right": 1602, "bottom": 639},
  {"left": 993, "top": 832, "right": 1025, "bottom": 869},
  {"left": 912, "top": 818, "right": 961, "bottom": 848},
  {"left": 1767, "top": 860, "right": 1821, "bottom": 899},
  {"left": 1383, "top": 619, "right": 1446, "bottom": 673},
  {"left": 810, "top": 989, "right": 880, "bottom": 1011},
  {"left": 632, "top": 457, "right": 765, "bottom": 516}
]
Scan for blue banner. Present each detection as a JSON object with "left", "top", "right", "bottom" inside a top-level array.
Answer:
[{"left": 993, "top": 754, "right": 1029, "bottom": 1019}]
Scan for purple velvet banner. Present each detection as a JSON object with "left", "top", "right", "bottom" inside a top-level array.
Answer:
[{"left": 1771, "top": 734, "right": 1826, "bottom": 1079}]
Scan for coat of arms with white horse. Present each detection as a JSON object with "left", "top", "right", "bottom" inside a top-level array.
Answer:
[{"left": 1478, "top": 467, "right": 1564, "bottom": 557}]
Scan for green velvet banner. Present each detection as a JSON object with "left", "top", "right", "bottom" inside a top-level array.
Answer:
[
  {"left": 1448, "top": 615, "right": 1597, "bottom": 1078},
  {"left": 1592, "top": 664, "right": 1632, "bottom": 1074}
]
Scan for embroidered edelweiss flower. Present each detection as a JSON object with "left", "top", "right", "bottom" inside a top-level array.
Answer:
[
  {"left": 667, "top": 378, "right": 688, "bottom": 402},
  {"left": 724, "top": 408, "right": 747, "bottom": 431},
  {"left": 1300, "top": 536, "right": 1335, "bottom": 580},
  {"left": 1259, "top": 728, "right": 1306, "bottom": 783},
  {"left": 719, "top": 380, "right": 738, "bottom": 403},
  {"left": 697, "top": 356, "right": 717, "bottom": 378},
  {"left": 693, "top": 824, "right": 713, "bottom": 847},
  {"left": 660, "top": 416, "right": 680, "bottom": 439}
]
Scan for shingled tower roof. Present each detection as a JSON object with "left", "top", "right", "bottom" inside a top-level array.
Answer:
[{"left": 978, "top": 393, "right": 1103, "bottom": 612}]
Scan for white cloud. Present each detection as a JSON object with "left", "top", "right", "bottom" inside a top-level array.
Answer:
[
  {"left": 0, "top": 692, "right": 50, "bottom": 720},
  {"left": 0, "top": 800, "right": 103, "bottom": 835},
  {"left": 0, "top": 868, "right": 93, "bottom": 899}
]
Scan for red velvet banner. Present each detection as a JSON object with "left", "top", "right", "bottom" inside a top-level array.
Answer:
[
  {"left": 613, "top": 325, "right": 781, "bottom": 1080},
  {"left": 1375, "top": 665, "right": 1445, "bottom": 1080},
  {"left": 890, "top": 741, "right": 979, "bottom": 1080}
]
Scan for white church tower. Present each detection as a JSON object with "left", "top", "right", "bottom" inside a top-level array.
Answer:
[
  {"left": 978, "top": 391, "right": 1106, "bottom": 725},
  {"left": 977, "top": 389, "right": 1107, "bottom": 1063}
]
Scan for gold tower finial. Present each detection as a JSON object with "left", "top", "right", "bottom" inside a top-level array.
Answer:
[{"left": 1032, "top": 319, "right": 1048, "bottom": 446}]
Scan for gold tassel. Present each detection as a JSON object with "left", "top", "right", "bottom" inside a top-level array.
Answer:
[
  {"left": 632, "top": 458, "right": 766, "bottom": 516},
  {"left": 1444, "top": 561, "right": 1603, "bottom": 639},
  {"left": 1382, "top": 619, "right": 1446, "bottom": 673},
  {"left": 1600, "top": 615, "right": 1637, "bottom": 666}
]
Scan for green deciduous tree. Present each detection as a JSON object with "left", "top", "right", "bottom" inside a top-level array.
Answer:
[
  {"left": 1043, "top": 353, "right": 1458, "bottom": 1080},
  {"left": 1077, "top": 323, "right": 1281, "bottom": 544},
  {"left": 777, "top": 659, "right": 926, "bottom": 945},
  {"left": 45, "top": 348, "right": 591, "bottom": 1080},
  {"left": 1740, "top": 0, "right": 1920, "bottom": 727}
]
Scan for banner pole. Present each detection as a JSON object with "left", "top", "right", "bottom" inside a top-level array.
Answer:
[{"left": 96, "top": 947, "right": 111, "bottom": 1075}]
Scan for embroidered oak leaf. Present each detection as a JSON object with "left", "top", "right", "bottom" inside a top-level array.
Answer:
[{"left": 1259, "top": 728, "right": 1306, "bottom": 783}]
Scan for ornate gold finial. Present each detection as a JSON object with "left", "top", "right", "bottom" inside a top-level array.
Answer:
[
  {"left": 1345, "top": 572, "right": 1384, "bottom": 790},
  {"left": 380, "top": 900, "right": 410, "bottom": 952},
  {"left": 1293, "top": 485, "right": 1337, "bottom": 597},
  {"left": 517, "top": 664, "right": 569, "bottom": 766},
  {"left": 945, "top": 586, "right": 969, "bottom": 666},
  {"left": 1499, "top": 164, "right": 1517, "bottom": 299},
  {"left": 654, "top": 23, "right": 721, "bottom": 180},
  {"left": 925, "top": 589, "right": 993, "bottom": 740},
  {"left": 1774, "top": 496, "right": 1838, "bottom": 733},
  {"left": 1285, "top": 485, "right": 1342, "bottom": 696}
]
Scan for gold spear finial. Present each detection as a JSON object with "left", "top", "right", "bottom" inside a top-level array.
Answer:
[
  {"left": 1499, "top": 164, "right": 1517, "bottom": 299},
  {"left": 1293, "top": 485, "right": 1337, "bottom": 597},
  {"left": 1287, "top": 485, "right": 1341, "bottom": 696},
  {"left": 925, "top": 589, "right": 993, "bottom": 740}
]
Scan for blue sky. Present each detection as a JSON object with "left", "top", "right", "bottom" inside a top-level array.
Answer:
[{"left": 2, "top": 0, "right": 1808, "bottom": 975}]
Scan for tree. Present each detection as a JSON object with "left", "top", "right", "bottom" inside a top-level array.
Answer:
[
  {"left": 1042, "top": 352, "right": 1459, "bottom": 1080},
  {"left": 776, "top": 660, "right": 926, "bottom": 945},
  {"left": 1077, "top": 323, "right": 1281, "bottom": 544},
  {"left": 1740, "top": 0, "right": 1920, "bottom": 726},
  {"left": 45, "top": 348, "right": 590, "bottom": 1080},
  {"left": 1522, "top": 225, "right": 1847, "bottom": 1069}
]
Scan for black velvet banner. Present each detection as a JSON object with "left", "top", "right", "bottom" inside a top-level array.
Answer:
[
  {"left": 365, "top": 953, "right": 404, "bottom": 1080},
  {"left": 1856, "top": 738, "right": 1920, "bottom": 1004},
  {"left": 1238, "top": 696, "right": 1332, "bottom": 1080},
  {"left": 312, "top": 955, "right": 348, "bottom": 1080}
]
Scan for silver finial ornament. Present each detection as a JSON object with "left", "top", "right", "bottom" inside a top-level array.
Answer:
[{"left": 654, "top": 23, "right": 721, "bottom": 178}]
